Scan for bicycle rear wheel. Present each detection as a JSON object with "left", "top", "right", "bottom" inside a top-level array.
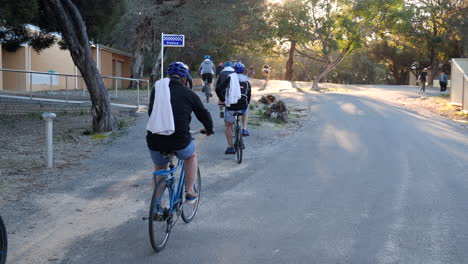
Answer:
[
  {"left": 0, "top": 216, "right": 7, "bottom": 264},
  {"left": 149, "top": 180, "right": 171, "bottom": 252},
  {"left": 235, "top": 123, "right": 243, "bottom": 164},
  {"left": 181, "top": 167, "right": 201, "bottom": 223}
]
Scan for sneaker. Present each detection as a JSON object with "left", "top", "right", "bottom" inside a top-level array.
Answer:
[
  {"left": 185, "top": 193, "right": 199, "bottom": 204},
  {"left": 225, "top": 147, "right": 236, "bottom": 155},
  {"left": 242, "top": 129, "right": 250, "bottom": 137}
]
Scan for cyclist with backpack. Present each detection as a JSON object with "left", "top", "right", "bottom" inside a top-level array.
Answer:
[{"left": 216, "top": 61, "right": 251, "bottom": 154}]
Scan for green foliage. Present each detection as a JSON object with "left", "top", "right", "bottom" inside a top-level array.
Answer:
[
  {"left": 330, "top": 48, "right": 388, "bottom": 84},
  {"left": 117, "top": 119, "right": 128, "bottom": 129},
  {"left": 90, "top": 133, "right": 109, "bottom": 141},
  {"left": 0, "top": 0, "right": 127, "bottom": 51}
]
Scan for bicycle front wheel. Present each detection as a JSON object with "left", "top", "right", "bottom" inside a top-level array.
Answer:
[
  {"left": 182, "top": 167, "right": 201, "bottom": 223},
  {"left": 0, "top": 216, "right": 7, "bottom": 264},
  {"left": 149, "top": 180, "right": 171, "bottom": 252},
  {"left": 236, "top": 125, "right": 243, "bottom": 164}
]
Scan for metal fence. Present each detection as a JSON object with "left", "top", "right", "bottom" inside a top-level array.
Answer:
[
  {"left": 451, "top": 59, "right": 468, "bottom": 112},
  {"left": 0, "top": 68, "right": 150, "bottom": 107}
]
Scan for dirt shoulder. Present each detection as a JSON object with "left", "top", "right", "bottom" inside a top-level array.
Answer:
[
  {"left": 398, "top": 93, "right": 468, "bottom": 123},
  {"left": 0, "top": 109, "right": 138, "bottom": 202}
]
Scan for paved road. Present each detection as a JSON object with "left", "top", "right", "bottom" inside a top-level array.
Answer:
[{"left": 5, "top": 89, "right": 468, "bottom": 263}]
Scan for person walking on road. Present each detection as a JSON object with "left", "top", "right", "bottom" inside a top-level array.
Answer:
[
  {"left": 439, "top": 71, "right": 448, "bottom": 94},
  {"left": 418, "top": 68, "right": 428, "bottom": 95}
]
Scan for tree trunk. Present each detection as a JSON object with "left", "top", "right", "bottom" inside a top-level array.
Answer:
[
  {"left": 285, "top": 41, "right": 296, "bottom": 81},
  {"left": 129, "top": 17, "right": 151, "bottom": 88},
  {"left": 129, "top": 49, "right": 144, "bottom": 88},
  {"left": 311, "top": 64, "right": 333, "bottom": 89},
  {"left": 43, "top": 0, "right": 116, "bottom": 132},
  {"left": 150, "top": 46, "right": 167, "bottom": 85}
]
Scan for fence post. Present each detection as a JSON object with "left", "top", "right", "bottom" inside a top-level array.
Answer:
[
  {"left": 115, "top": 79, "right": 118, "bottom": 98},
  {"left": 137, "top": 80, "right": 140, "bottom": 108},
  {"left": 41, "top": 112, "right": 57, "bottom": 168},
  {"left": 50, "top": 73, "right": 53, "bottom": 92},
  {"left": 18, "top": 72, "right": 21, "bottom": 93},
  {"left": 147, "top": 81, "right": 150, "bottom": 102},
  {"left": 65, "top": 76, "right": 68, "bottom": 103},
  {"left": 29, "top": 72, "right": 33, "bottom": 99}
]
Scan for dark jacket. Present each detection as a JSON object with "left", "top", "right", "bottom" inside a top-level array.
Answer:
[
  {"left": 216, "top": 72, "right": 251, "bottom": 111},
  {"left": 420, "top": 71, "right": 428, "bottom": 81},
  {"left": 216, "top": 65, "right": 224, "bottom": 76},
  {"left": 216, "top": 68, "right": 235, "bottom": 102},
  {"left": 147, "top": 80, "right": 213, "bottom": 152},
  {"left": 186, "top": 75, "right": 193, "bottom": 89}
]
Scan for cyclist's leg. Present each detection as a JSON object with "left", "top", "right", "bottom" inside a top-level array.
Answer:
[
  {"left": 149, "top": 149, "right": 170, "bottom": 187},
  {"left": 208, "top": 74, "right": 213, "bottom": 95},
  {"left": 224, "top": 110, "right": 235, "bottom": 148},
  {"left": 225, "top": 121, "right": 233, "bottom": 148},
  {"left": 184, "top": 153, "right": 197, "bottom": 196},
  {"left": 242, "top": 108, "right": 249, "bottom": 131},
  {"left": 175, "top": 140, "right": 197, "bottom": 196}
]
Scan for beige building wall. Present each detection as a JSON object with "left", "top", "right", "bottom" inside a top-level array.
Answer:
[
  {"left": 2, "top": 44, "right": 133, "bottom": 92},
  {"left": 2, "top": 46, "right": 27, "bottom": 91},
  {"left": 31, "top": 43, "right": 75, "bottom": 91},
  {"left": 100, "top": 49, "right": 113, "bottom": 88},
  {"left": 112, "top": 53, "right": 132, "bottom": 88}
]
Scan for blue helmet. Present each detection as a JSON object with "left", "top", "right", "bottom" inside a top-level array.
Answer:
[
  {"left": 224, "top": 61, "right": 233, "bottom": 67},
  {"left": 167, "top": 62, "right": 190, "bottom": 79},
  {"left": 204, "top": 55, "right": 211, "bottom": 60},
  {"left": 234, "top": 62, "right": 245, "bottom": 73}
]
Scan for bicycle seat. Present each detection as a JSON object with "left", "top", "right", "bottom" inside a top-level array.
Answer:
[{"left": 233, "top": 112, "right": 244, "bottom": 116}]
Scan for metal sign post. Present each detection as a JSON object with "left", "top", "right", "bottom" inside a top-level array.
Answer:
[{"left": 160, "top": 33, "right": 185, "bottom": 80}]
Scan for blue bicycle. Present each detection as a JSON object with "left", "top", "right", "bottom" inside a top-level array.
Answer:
[
  {"left": 145, "top": 135, "right": 202, "bottom": 252},
  {"left": 0, "top": 215, "right": 7, "bottom": 264}
]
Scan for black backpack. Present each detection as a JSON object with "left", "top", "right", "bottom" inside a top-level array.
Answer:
[{"left": 228, "top": 81, "right": 250, "bottom": 111}]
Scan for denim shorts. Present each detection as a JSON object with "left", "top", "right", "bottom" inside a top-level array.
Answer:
[
  {"left": 225, "top": 108, "right": 249, "bottom": 124},
  {"left": 149, "top": 139, "right": 195, "bottom": 166}
]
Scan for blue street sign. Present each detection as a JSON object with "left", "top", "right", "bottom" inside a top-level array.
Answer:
[{"left": 162, "top": 34, "right": 185, "bottom": 47}]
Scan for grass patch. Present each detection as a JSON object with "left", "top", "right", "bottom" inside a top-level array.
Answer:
[
  {"left": 317, "top": 88, "right": 349, "bottom": 93},
  {"left": 29, "top": 112, "right": 42, "bottom": 120},
  {"left": 117, "top": 119, "right": 128, "bottom": 129},
  {"left": 455, "top": 111, "right": 468, "bottom": 118},
  {"left": 91, "top": 133, "right": 109, "bottom": 141}
]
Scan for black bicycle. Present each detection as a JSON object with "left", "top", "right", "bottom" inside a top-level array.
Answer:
[
  {"left": 202, "top": 79, "right": 211, "bottom": 103},
  {"left": 0, "top": 215, "right": 7, "bottom": 264},
  {"left": 232, "top": 112, "right": 245, "bottom": 164}
]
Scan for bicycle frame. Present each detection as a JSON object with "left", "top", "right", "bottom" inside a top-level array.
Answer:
[{"left": 152, "top": 159, "right": 186, "bottom": 214}]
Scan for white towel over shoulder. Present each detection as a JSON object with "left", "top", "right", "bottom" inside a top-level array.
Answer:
[
  {"left": 146, "top": 78, "right": 175, "bottom": 135},
  {"left": 225, "top": 73, "right": 241, "bottom": 107}
]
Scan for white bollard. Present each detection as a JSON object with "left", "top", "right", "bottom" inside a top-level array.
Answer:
[{"left": 41, "top": 113, "right": 57, "bottom": 168}]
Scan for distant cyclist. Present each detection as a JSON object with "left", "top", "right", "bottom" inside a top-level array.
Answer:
[
  {"left": 198, "top": 55, "right": 216, "bottom": 97},
  {"left": 216, "top": 62, "right": 224, "bottom": 79},
  {"left": 216, "top": 61, "right": 251, "bottom": 154},
  {"left": 147, "top": 62, "right": 214, "bottom": 202},
  {"left": 248, "top": 65, "right": 255, "bottom": 78},
  {"left": 262, "top": 64, "right": 271, "bottom": 81}
]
